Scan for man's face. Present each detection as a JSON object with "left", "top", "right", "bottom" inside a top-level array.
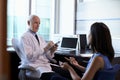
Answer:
[{"left": 28, "top": 16, "right": 40, "bottom": 33}]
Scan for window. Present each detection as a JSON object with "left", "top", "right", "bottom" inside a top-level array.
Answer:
[
  {"left": 76, "top": 0, "right": 120, "bottom": 37},
  {"left": 76, "top": 0, "right": 120, "bottom": 52},
  {"left": 7, "top": 0, "right": 55, "bottom": 46},
  {"left": 7, "top": 0, "right": 29, "bottom": 46},
  {"left": 31, "top": 0, "right": 54, "bottom": 41}
]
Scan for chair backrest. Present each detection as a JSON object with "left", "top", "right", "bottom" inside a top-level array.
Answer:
[
  {"left": 12, "top": 38, "right": 26, "bottom": 61},
  {"left": 12, "top": 38, "right": 39, "bottom": 80},
  {"left": 112, "top": 57, "right": 120, "bottom": 80},
  {"left": 93, "top": 64, "right": 120, "bottom": 80}
]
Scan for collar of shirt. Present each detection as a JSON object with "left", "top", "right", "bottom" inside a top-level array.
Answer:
[{"left": 28, "top": 29, "right": 36, "bottom": 36}]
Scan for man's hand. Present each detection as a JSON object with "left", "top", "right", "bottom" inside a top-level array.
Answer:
[{"left": 44, "top": 41, "right": 58, "bottom": 53}]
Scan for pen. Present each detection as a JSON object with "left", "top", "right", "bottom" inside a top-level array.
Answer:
[{"left": 48, "top": 41, "right": 60, "bottom": 50}]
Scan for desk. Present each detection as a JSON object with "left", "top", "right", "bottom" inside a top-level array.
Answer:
[
  {"left": 7, "top": 47, "right": 20, "bottom": 80},
  {"left": 55, "top": 50, "right": 93, "bottom": 58},
  {"left": 55, "top": 50, "right": 120, "bottom": 58},
  {"left": 7, "top": 47, "right": 120, "bottom": 80},
  {"left": 8, "top": 47, "right": 120, "bottom": 58},
  {"left": 54, "top": 50, "right": 120, "bottom": 66},
  {"left": 54, "top": 50, "right": 93, "bottom": 67}
]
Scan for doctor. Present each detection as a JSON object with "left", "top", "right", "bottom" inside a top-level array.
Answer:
[{"left": 20, "top": 15, "right": 67, "bottom": 80}]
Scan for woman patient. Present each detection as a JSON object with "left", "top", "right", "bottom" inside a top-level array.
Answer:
[{"left": 61, "top": 22, "right": 115, "bottom": 80}]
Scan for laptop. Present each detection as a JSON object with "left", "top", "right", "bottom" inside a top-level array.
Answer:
[{"left": 56, "top": 37, "right": 78, "bottom": 54}]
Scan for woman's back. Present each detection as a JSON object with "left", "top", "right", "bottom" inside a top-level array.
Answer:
[
  {"left": 87, "top": 53, "right": 116, "bottom": 80},
  {"left": 86, "top": 53, "right": 112, "bottom": 70}
]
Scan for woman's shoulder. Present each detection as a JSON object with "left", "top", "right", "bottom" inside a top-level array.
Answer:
[
  {"left": 94, "top": 52, "right": 106, "bottom": 58},
  {"left": 93, "top": 54, "right": 104, "bottom": 66},
  {"left": 94, "top": 52, "right": 112, "bottom": 69},
  {"left": 93, "top": 53, "right": 108, "bottom": 63}
]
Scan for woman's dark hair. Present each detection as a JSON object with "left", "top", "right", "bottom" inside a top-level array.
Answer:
[{"left": 90, "top": 22, "right": 114, "bottom": 62}]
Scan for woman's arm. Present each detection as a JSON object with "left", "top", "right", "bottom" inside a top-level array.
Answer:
[
  {"left": 65, "top": 57, "right": 86, "bottom": 72},
  {"left": 62, "top": 56, "right": 104, "bottom": 80},
  {"left": 61, "top": 62, "right": 81, "bottom": 80},
  {"left": 81, "top": 56, "right": 104, "bottom": 80}
]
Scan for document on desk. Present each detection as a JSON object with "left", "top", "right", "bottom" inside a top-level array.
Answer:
[
  {"left": 55, "top": 49, "right": 76, "bottom": 55},
  {"left": 80, "top": 54, "right": 93, "bottom": 57},
  {"left": 50, "top": 63, "right": 60, "bottom": 67}
]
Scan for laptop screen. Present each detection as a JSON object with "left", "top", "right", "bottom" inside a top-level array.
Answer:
[{"left": 61, "top": 37, "right": 78, "bottom": 49}]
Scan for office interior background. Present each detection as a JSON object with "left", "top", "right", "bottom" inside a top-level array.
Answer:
[
  {"left": 0, "top": 0, "right": 120, "bottom": 79},
  {"left": 7, "top": 0, "right": 120, "bottom": 53}
]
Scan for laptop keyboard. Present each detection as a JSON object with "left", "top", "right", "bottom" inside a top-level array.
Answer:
[{"left": 57, "top": 48, "right": 75, "bottom": 51}]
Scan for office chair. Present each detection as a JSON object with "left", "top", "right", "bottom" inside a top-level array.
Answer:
[
  {"left": 112, "top": 57, "right": 120, "bottom": 80},
  {"left": 12, "top": 38, "right": 40, "bottom": 80},
  {"left": 93, "top": 64, "right": 120, "bottom": 80}
]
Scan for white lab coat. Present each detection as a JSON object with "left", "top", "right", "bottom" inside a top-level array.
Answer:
[{"left": 19, "top": 30, "right": 54, "bottom": 78}]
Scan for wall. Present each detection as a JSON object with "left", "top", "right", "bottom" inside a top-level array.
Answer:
[{"left": 0, "top": 0, "right": 10, "bottom": 79}]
